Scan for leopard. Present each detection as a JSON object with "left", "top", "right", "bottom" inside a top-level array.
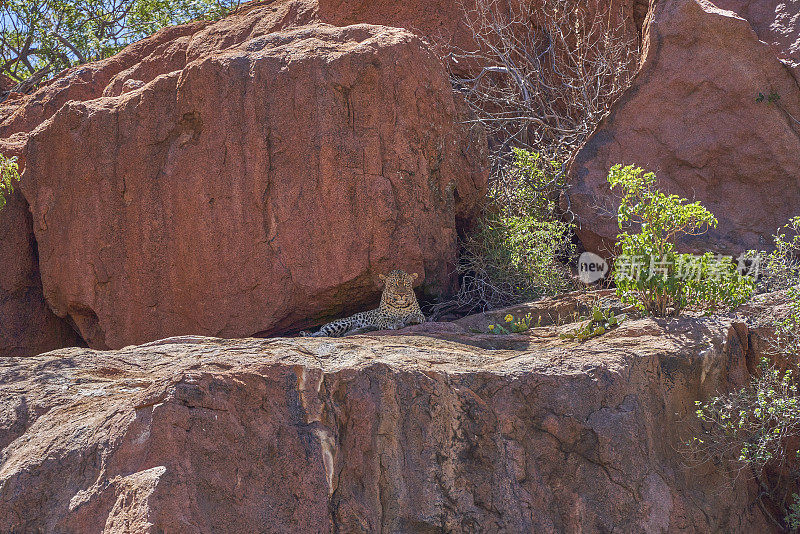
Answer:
[{"left": 301, "top": 270, "right": 425, "bottom": 337}]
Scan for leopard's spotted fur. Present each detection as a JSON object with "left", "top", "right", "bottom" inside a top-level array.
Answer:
[{"left": 302, "top": 270, "right": 425, "bottom": 337}]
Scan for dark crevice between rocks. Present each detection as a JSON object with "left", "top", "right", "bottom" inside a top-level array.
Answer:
[
  {"left": 633, "top": 0, "right": 652, "bottom": 47},
  {"left": 1, "top": 190, "right": 86, "bottom": 355},
  {"left": 28, "top": 234, "right": 89, "bottom": 350}
]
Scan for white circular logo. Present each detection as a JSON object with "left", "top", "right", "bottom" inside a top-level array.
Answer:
[{"left": 578, "top": 252, "right": 609, "bottom": 283}]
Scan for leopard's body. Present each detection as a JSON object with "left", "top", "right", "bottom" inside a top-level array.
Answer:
[{"left": 302, "top": 270, "right": 425, "bottom": 337}]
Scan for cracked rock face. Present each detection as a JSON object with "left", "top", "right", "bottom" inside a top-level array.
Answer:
[
  {"left": 17, "top": 21, "right": 487, "bottom": 349},
  {"left": 0, "top": 308, "right": 770, "bottom": 532},
  {"left": 568, "top": 0, "right": 800, "bottom": 257}
]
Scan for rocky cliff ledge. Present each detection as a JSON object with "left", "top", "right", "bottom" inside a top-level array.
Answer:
[{"left": 0, "top": 294, "right": 772, "bottom": 532}]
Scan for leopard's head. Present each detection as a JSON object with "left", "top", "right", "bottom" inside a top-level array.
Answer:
[{"left": 378, "top": 270, "right": 419, "bottom": 309}]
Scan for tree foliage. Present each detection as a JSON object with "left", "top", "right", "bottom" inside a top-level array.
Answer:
[{"left": 0, "top": 0, "right": 241, "bottom": 91}]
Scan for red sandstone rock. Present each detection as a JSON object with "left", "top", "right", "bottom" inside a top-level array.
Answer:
[
  {"left": 715, "top": 0, "right": 800, "bottom": 72},
  {"left": 0, "top": 75, "right": 13, "bottom": 94},
  {"left": 21, "top": 23, "right": 488, "bottom": 349},
  {"left": 0, "top": 300, "right": 772, "bottom": 532},
  {"left": 0, "top": 3, "right": 332, "bottom": 355},
  {"left": 0, "top": 189, "right": 80, "bottom": 357},
  {"left": 568, "top": 0, "right": 800, "bottom": 257},
  {"left": 1, "top": 0, "right": 649, "bottom": 352},
  {"left": 318, "top": 0, "right": 480, "bottom": 54}
]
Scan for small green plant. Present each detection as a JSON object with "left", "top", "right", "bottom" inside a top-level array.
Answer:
[
  {"left": 756, "top": 91, "right": 781, "bottom": 104},
  {"left": 559, "top": 304, "right": 626, "bottom": 341},
  {"left": 488, "top": 313, "right": 535, "bottom": 334},
  {"left": 0, "top": 153, "right": 19, "bottom": 211},
  {"left": 787, "top": 494, "right": 800, "bottom": 531},
  {"left": 609, "top": 164, "right": 754, "bottom": 316}
]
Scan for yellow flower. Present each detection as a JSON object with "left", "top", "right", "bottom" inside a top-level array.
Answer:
[
  {"left": 488, "top": 325, "right": 495, "bottom": 331},
  {"left": 505, "top": 314, "right": 513, "bottom": 323}
]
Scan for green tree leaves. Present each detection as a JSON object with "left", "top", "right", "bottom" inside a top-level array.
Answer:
[
  {"left": 0, "top": 0, "right": 241, "bottom": 88},
  {"left": 456, "top": 149, "right": 576, "bottom": 310}
]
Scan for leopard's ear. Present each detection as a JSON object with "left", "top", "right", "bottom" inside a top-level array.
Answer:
[
  {"left": 411, "top": 272, "right": 418, "bottom": 280},
  {"left": 378, "top": 273, "right": 387, "bottom": 283}
]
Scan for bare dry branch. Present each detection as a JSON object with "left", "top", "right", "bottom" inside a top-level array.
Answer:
[{"left": 446, "top": 0, "right": 640, "bottom": 163}]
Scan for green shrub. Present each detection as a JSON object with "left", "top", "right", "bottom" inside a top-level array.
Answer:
[
  {"left": 691, "top": 283, "right": 800, "bottom": 530},
  {"left": 755, "top": 216, "right": 800, "bottom": 293},
  {"left": 609, "top": 164, "right": 754, "bottom": 316},
  {"left": 788, "top": 494, "right": 800, "bottom": 531},
  {"left": 695, "top": 359, "right": 800, "bottom": 469},
  {"left": 0, "top": 153, "right": 19, "bottom": 211},
  {"left": 693, "top": 356, "right": 800, "bottom": 529},
  {"left": 455, "top": 149, "right": 576, "bottom": 312},
  {"left": 776, "top": 285, "right": 800, "bottom": 359}
]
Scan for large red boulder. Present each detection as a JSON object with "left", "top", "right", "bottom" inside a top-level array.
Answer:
[
  {"left": 568, "top": 0, "right": 800, "bottom": 256},
  {"left": 21, "top": 23, "right": 487, "bottom": 349}
]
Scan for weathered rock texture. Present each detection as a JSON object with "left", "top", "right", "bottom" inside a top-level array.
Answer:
[
  {"left": 0, "top": 0, "right": 646, "bottom": 354},
  {"left": 0, "top": 299, "right": 772, "bottom": 532},
  {"left": 0, "top": 189, "right": 80, "bottom": 357},
  {"left": 319, "top": 0, "right": 477, "bottom": 54},
  {"left": 715, "top": 0, "right": 800, "bottom": 70},
  {"left": 568, "top": 0, "right": 800, "bottom": 256},
  {"left": 0, "top": 4, "right": 320, "bottom": 355},
  {"left": 736, "top": 286, "right": 799, "bottom": 373},
  {"left": 16, "top": 20, "right": 487, "bottom": 350}
]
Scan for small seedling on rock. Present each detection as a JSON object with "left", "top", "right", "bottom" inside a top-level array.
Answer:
[{"left": 559, "top": 305, "right": 626, "bottom": 342}]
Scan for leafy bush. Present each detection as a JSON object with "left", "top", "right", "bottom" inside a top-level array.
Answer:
[
  {"left": 693, "top": 357, "right": 800, "bottom": 530},
  {"left": 776, "top": 286, "right": 800, "bottom": 360},
  {"left": 695, "top": 359, "right": 800, "bottom": 470},
  {"left": 453, "top": 149, "right": 576, "bottom": 313},
  {"left": 0, "top": 153, "right": 20, "bottom": 211},
  {"left": 609, "top": 164, "right": 754, "bottom": 316},
  {"left": 756, "top": 216, "right": 800, "bottom": 293},
  {"left": 691, "top": 281, "right": 800, "bottom": 530}
]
